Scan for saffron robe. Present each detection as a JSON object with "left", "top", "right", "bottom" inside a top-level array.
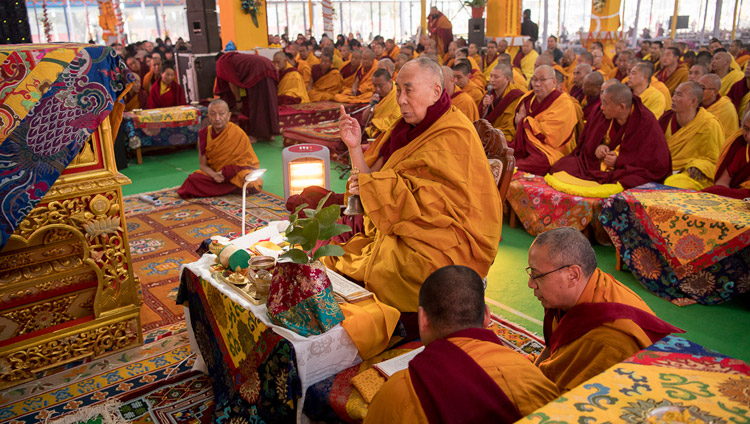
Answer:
[
  {"left": 277, "top": 65, "right": 310, "bottom": 105},
  {"left": 638, "top": 85, "right": 667, "bottom": 119},
  {"left": 462, "top": 80, "right": 486, "bottom": 105},
  {"left": 323, "top": 105, "right": 502, "bottom": 312},
  {"left": 177, "top": 122, "right": 262, "bottom": 198},
  {"left": 308, "top": 65, "right": 344, "bottom": 102},
  {"left": 451, "top": 87, "right": 480, "bottom": 122},
  {"left": 482, "top": 53, "right": 499, "bottom": 81},
  {"left": 651, "top": 78, "right": 673, "bottom": 109},
  {"left": 147, "top": 80, "right": 187, "bottom": 109},
  {"left": 387, "top": 45, "right": 401, "bottom": 61},
  {"left": 124, "top": 89, "right": 147, "bottom": 111},
  {"left": 660, "top": 108, "right": 725, "bottom": 190},
  {"left": 514, "top": 49, "right": 538, "bottom": 80},
  {"left": 296, "top": 59, "right": 312, "bottom": 86},
  {"left": 428, "top": 12, "right": 453, "bottom": 55},
  {"left": 214, "top": 52, "right": 279, "bottom": 139},
  {"left": 513, "top": 67, "right": 528, "bottom": 87},
  {"left": 485, "top": 84, "right": 525, "bottom": 141},
  {"left": 657, "top": 64, "right": 689, "bottom": 94},
  {"left": 142, "top": 69, "right": 159, "bottom": 92},
  {"left": 727, "top": 78, "right": 750, "bottom": 119},
  {"left": 538, "top": 268, "right": 682, "bottom": 392},
  {"left": 605, "top": 67, "right": 627, "bottom": 82},
  {"left": 366, "top": 86, "right": 401, "bottom": 138},
  {"left": 720, "top": 69, "right": 744, "bottom": 96},
  {"left": 332, "top": 54, "right": 344, "bottom": 70},
  {"left": 551, "top": 97, "right": 671, "bottom": 189},
  {"left": 511, "top": 90, "right": 578, "bottom": 175},
  {"left": 568, "top": 94, "right": 585, "bottom": 140},
  {"left": 702, "top": 130, "right": 750, "bottom": 199},
  {"left": 705, "top": 96, "right": 739, "bottom": 139},
  {"left": 297, "top": 52, "right": 320, "bottom": 67},
  {"left": 469, "top": 68, "right": 488, "bottom": 90},
  {"left": 736, "top": 52, "right": 750, "bottom": 69},
  {"left": 340, "top": 60, "right": 361, "bottom": 88},
  {"left": 334, "top": 60, "right": 378, "bottom": 103},
  {"left": 364, "top": 332, "right": 561, "bottom": 423}
]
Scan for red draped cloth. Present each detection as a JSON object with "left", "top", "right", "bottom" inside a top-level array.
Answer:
[
  {"left": 409, "top": 328, "right": 522, "bottom": 424},
  {"left": 702, "top": 133, "right": 750, "bottom": 199},
  {"left": 512, "top": 50, "right": 525, "bottom": 68},
  {"left": 569, "top": 85, "right": 585, "bottom": 103},
  {"left": 485, "top": 87, "right": 525, "bottom": 122},
  {"left": 340, "top": 61, "right": 358, "bottom": 79},
  {"left": 550, "top": 97, "right": 672, "bottom": 189},
  {"left": 427, "top": 12, "right": 453, "bottom": 56},
  {"left": 582, "top": 95, "right": 601, "bottom": 122},
  {"left": 177, "top": 127, "right": 249, "bottom": 198},
  {"left": 727, "top": 78, "right": 750, "bottom": 111},
  {"left": 146, "top": 80, "right": 187, "bottom": 109},
  {"left": 214, "top": 52, "right": 280, "bottom": 139}
]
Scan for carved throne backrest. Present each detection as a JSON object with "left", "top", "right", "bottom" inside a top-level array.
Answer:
[{"left": 473, "top": 119, "right": 515, "bottom": 202}]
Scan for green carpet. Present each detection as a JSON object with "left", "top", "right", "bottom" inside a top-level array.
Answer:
[{"left": 120, "top": 138, "right": 750, "bottom": 362}]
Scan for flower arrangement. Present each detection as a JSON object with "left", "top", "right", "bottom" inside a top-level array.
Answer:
[
  {"left": 240, "top": 0, "right": 263, "bottom": 27},
  {"left": 279, "top": 193, "right": 351, "bottom": 264}
]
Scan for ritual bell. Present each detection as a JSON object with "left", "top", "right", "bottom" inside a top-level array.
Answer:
[{"left": 343, "top": 166, "right": 364, "bottom": 216}]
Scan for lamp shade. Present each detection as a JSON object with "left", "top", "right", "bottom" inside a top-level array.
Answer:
[{"left": 282, "top": 144, "right": 331, "bottom": 199}]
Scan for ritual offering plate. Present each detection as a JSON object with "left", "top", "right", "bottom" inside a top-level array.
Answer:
[
  {"left": 523, "top": 173, "right": 535, "bottom": 181},
  {"left": 647, "top": 406, "right": 709, "bottom": 423}
]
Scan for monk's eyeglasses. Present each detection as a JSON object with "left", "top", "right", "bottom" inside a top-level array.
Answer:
[
  {"left": 530, "top": 77, "right": 553, "bottom": 84},
  {"left": 525, "top": 264, "right": 573, "bottom": 280}
]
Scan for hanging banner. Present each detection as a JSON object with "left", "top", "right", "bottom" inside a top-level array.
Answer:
[
  {"left": 322, "top": 0, "right": 333, "bottom": 37},
  {"left": 98, "top": 0, "right": 118, "bottom": 43},
  {"left": 588, "top": 0, "right": 622, "bottom": 36}
]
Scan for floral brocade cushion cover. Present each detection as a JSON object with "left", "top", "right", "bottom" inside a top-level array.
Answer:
[{"left": 267, "top": 262, "right": 345, "bottom": 337}]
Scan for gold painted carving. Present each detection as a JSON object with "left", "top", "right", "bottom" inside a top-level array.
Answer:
[
  {"left": 0, "top": 317, "right": 139, "bottom": 388},
  {"left": 0, "top": 241, "right": 83, "bottom": 272},
  {"left": 44, "top": 175, "right": 131, "bottom": 199},
  {"left": 0, "top": 290, "right": 94, "bottom": 339}
]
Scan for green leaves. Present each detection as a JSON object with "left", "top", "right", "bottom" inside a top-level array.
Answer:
[
  {"left": 279, "top": 249, "right": 309, "bottom": 264},
  {"left": 283, "top": 191, "right": 352, "bottom": 263},
  {"left": 313, "top": 245, "right": 344, "bottom": 261}
]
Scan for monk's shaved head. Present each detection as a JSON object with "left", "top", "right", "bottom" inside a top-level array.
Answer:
[
  {"left": 396, "top": 57, "right": 444, "bottom": 124},
  {"left": 583, "top": 71, "right": 604, "bottom": 86},
  {"left": 602, "top": 78, "right": 620, "bottom": 91},
  {"left": 535, "top": 52, "right": 555, "bottom": 68},
  {"left": 633, "top": 62, "right": 654, "bottom": 80},
  {"left": 362, "top": 49, "right": 375, "bottom": 61},
  {"left": 700, "top": 73, "right": 721, "bottom": 90},
  {"left": 377, "top": 58, "right": 395, "bottom": 75},
  {"left": 441, "top": 65, "right": 454, "bottom": 81},
  {"left": 207, "top": 99, "right": 231, "bottom": 131},
  {"left": 403, "top": 56, "right": 444, "bottom": 88},
  {"left": 603, "top": 82, "right": 633, "bottom": 108},
  {"left": 532, "top": 227, "right": 597, "bottom": 278},
  {"left": 419, "top": 265, "right": 486, "bottom": 340},
  {"left": 209, "top": 98, "right": 229, "bottom": 110},
  {"left": 681, "top": 81, "right": 704, "bottom": 104},
  {"left": 494, "top": 63, "right": 514, "bottom": 80},
  {"left": 498, "top": 53, "right": 512, "bottom": 65}
]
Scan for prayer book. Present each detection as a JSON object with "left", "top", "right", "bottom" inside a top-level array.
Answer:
[
  {"left": 327, "top": 268, "right": 373, "bottom": 303},
  {"left": 373, "top": 347, "right": 425, "bottom": 378}
]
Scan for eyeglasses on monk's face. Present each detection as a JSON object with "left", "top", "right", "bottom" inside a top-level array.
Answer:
[
  {"left": 530, "top": 77, "right": 553, "bottom": 84},
  {"left": 525, "top": 264, "right": 573, "bottom": 280}
]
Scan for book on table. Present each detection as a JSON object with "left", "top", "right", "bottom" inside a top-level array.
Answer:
[
  {"left": 326, "top": 268, "right": 373, "bottom": 303},
  {"left": 373, "top": 347, "right": 425, "bottom": 378}
]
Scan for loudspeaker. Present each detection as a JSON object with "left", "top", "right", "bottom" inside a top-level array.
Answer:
[
  {"left": 186, "top": 0, "right": 216, "bottom": 12},
  {"left": 176, "top": 52, "right": 217, "bottom": 103},
  {"left": 0, "top": 0, "right": 32, "bottom": 44},
  {"left": 187, "top": 9, "right": 221, "bottom": 53},
  {"left": 468, "top": 18, "right": 485, "bottom": 47}
]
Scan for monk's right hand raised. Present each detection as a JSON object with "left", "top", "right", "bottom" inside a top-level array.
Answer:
[{"left": 339, "top": 105, "right": 362, "bottom": 149}]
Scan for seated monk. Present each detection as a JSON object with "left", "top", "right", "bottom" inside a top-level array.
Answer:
[
  {"left": 561, "top": 49, "right": 578, "bottom": 91},
  {"left": 712, "top": 52, "right": 744, "bottom": 96},
  {"left": 442, "top": 66, "right": 479, "bottom": 121},
  {"left": 146, "top": 63, "right": 186, "bottom": 109},
  {"left": 528, "top": 228, "right": 684, "bottom": 393},
  {"left": 325, "top": 57, "right": 502, "bottom": 313},
  {"left": 498, "top": 53, "right": 528, "bottom": 87},
  {"left": 362, "top": 69, "right": 402, "bottom": 139},
  {"left": 481, "top": 41, "right": 500, "bottom": 81},
  {"left": 385, "top": 39, "right": 400, "bottom": 61},
  {"left": 688, "top": 63, "right": 709, "bottom": 82},
  {"left": 377, "top": 58, "right": 397, "bottom": 81},
  {"left": 581, "top": 71, "right": 603, "bottom": 123},
  {"left": 442, "top": 42, "right": 457, "bottom": 67},
  {"left": 452, "top": 62, "right": 485, "bottom": 105},
  {"left": 455, "top": 47, "right": 481, "bottom": 73},
  {"left": 660, "top": 82, "right": 725, "bottom": 190},
  {"left": 627, "top": 62, "right": 666, "bottom": 118},
  {"left": 700, "top": 73, "right": 739, "bottom": 139},
  {"left": 334, "top": 49, "right": 378, "bottom": 103},
  {"left": 272, "top": 51, "right": 310, "bottom": 105},
  {"left": 568, "top": 63, "right": 591, "bottom": 103},
  {"left": 728, "top": 64, "right": 750, "bottom": 120},
  {"left": 656, "top": 47, "right": 688, "bottom": 94},
  {"left": 482, "top": 64, "right": 525, "bottom": 141},
  {"left": 512, "top": 65, "right": 578, "bottom": 175},
  {"left": 340, "top": 49, "right": 363, "bottom": 89},
  {"left": 177, "top": 100, "right": 262, "bottom": 198},
  {"left": 365, "top": 266, "right": 560, "bottom": 424},
  {"left": 606, "top": 49, "right": 632, "bottom": 81},
  {"left": 702, "top": 111, "right": 750, "bottom": 199},
  {"left": 142, "top": 53, "right": 162, "bottom": 93},
  {"left": 513, "top": 39, "right": 539, "bottom": 80},
  {"left": 124, "top": 73, "right": 147, "bottom": 111},
  {"left": 308, "top": 50, "right": 344, "bottom": 101},
  {"left": 730, "top": 40, "right": 750, "bottom": 69},
  {"left": 549, "top": 83, "right": 671, "bottom": 194}
]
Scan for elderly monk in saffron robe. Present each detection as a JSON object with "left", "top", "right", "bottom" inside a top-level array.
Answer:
[
  {"left": 513, "top": 39, "right": 539, "bottom": 80},
  {"left": 124, "top": 73, "right": 147, "bottom": 111},
  {"left": 660, "top": 82, "right": 725, "bottom": 190},
  {"left": 325, "top": 58, "right": 502, "bottom": 313},
  {"left": 427, "top": 6, "right": 453, "bottom": 56},
  {"left": 363, "top": 69, "right": 402, "bottom": 139},
  {"left": 177, "top": 100, "right": 262, "bottom": 198},
  {"left": 728, "top": 64, "right": 750, "bottom": 120},
  {"left": 272, "top": 51, "right": 310, "bottom": 105},
  {"left": 656, "top": 47, "right": 688, "bottom": 94},
  {"left": 702, "top": 111, "right": 750, "bottom": 199},
  {"left": 482, "top": 64, "right": 525, "bottom": 141},
  {"left": 712, "top": 52, "right": 745, "bottom": 96},
  {"left": 700, "top": 73, "right": 739, "bottom": 139},
  {"left": 214, "top": 52, "right": 279, "bottom": 140},
  {"left": 549, "top": 83, "right": 671, "bottom": 194},
  {"left": 528, "top": 228, "right": 684, "bottom": 393},
  {"left": 627, "top": 62, "right": 666, "bottom": 118},
  {"left": 365, "top": 266, "right": 560, "bottom": 424},
  {"left": 334, "top": 49, "right": 378, "bottom": 103},
  {"left": 442, "top": 66, "right": 479, "bottom": 122},
  {"left": 308, "top": 51, "right": 344, "bottom": 101},
  {"left": 512, "top": 65, "right": 578, "bottom": 175},
  {"left": 452, "top": 62, "right": 485, "bottom": 105},
  {"left": 605, "top": 50, "right": 632, "bottom": 82},
  {"left": 568, "top": 63, "right": 591, "bottom": 102}
]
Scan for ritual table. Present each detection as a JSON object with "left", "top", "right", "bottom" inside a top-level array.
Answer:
[
  {"left": 120, "top": 105, "right": 208, "bottom": 164},
  {"left": 506, "top": 174, "right": 611, "bottom": 244},
  {"left": 598, "top": 183, "right": 750, "bottom": 306},
  {"left": 517, "top": 335, "right": 750, "bottom": 422},
  {"left": 278, "top": 101, "right": 364, "bottom": 130},
  {"left": 178, "top": 254, "right": 362, "bottom": 423}
]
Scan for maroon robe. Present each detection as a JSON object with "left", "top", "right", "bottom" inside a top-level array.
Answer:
[
  {"left": 727, "top": 78, "right": 750, "bottom": 112},
  {"left": 569, "top": 85, "right": 585, "bottom": 103},
  {"left": 582, "top": 95, "right": 601, "bottom": 122},
  {"left": 550, "top": 97, "right": 672, "bottom": 189},
  {"left": 340, "top": 61, "right": 359, "bottom": 80},
  {"left": 484, "top": 87, "right": 525, "bottom": 122},
  {"left": 702, "top": 133, "right": 750, "bottom": 199},
  {"left": 511, "top": 90, "right": 570, "bottom": 175},
  {"left": 512, "top": 50, "right": 525, "bottom": 68},
  {"left": 146, "top": 80, "right": 187, "bottom": 109},
  {"left": 214, "top": 52, "right": 280, "bottom": 139}
]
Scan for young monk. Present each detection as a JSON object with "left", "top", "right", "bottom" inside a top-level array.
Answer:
[{"left": 146, "top": 63, "right": 186, "bottom": 109}]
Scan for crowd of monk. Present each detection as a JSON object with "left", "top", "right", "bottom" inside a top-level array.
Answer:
[{"left": 163, "top": 15, "right": 749, "bottom": 421}]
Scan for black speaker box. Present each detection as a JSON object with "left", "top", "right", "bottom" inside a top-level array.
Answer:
[
  {"left": 186, "top": 0, "right": 216, "bottom": 12},
  {"left": 0, "top": 0, "right": 32, "bottom": 44},
  {"left": 468, "top": 18, "right": 485, "bottom": 47},
  {"left": 187, "top": 9, "right": 221, "bottom": 53}
]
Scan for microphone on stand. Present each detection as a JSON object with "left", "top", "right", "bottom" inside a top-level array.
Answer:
[{"left": 483, "top": 84, "right": 494, "bottom": 118}]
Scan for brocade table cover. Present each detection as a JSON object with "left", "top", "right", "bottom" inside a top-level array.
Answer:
[
  {"left": 599, "top": 183, "right": 750, "bottom": 306},
  {"left": 121, "top": 105, "right": 208, "bottom": 149},
  {"left": 178, "top": 254, "right": 361, "bottom": 423},
  {"left": 518, "top": 335, "right": 750, "bottom": 423},
  {"left": 278, "top": 101, "right": 363, "bottom": 129},
  {"left": 506, "top": 174, "right": 611, "bottom": 244}
]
